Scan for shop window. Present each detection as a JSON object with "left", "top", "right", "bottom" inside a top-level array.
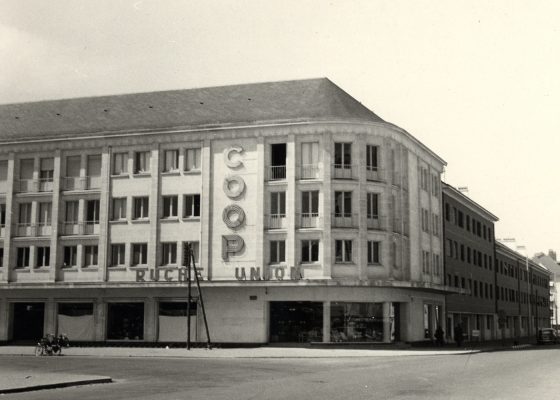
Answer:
[
  {"left": 16, "top": 247, "right": 30, "bottom": 268},
  {"left": 133, "top": 197, "right": 149, "bottom": 220},
  {"left": 113, "top": 152, "right": 128, "bottom": 175},
  {"left": 163, "top": 149, "right": 179, "bottom": 172},
  {"left": 331, "top": 302, "right": 384, "bottom": 342},
  {"left": 107, "top": 303, "right": 144, "bottom": 340},
  {"left": 134, "top": 151, "right": 151, "bottom": 174},
  {"left": 111, "top": 244, "right": 126, "bottom": 266},
  {"left": 158, "top": 302, "right": 197, "bottom": 342},
  {"left": 132, "top": 243, "right": 148, "bottom": 266},
  {"left": 301, "top": 240, "right": 319, "bottom": 263},
  {"left": 185, "top": 148, "right": 201, "bottom": 172},
  {"left": 184, "top": 194, "right": 200, "bottom": 218},
  {"left": 335, "top": 240, "right": 353, "bottom": 263},
  {"left": 37, "top": 247, "right": 50, "bottom": 267},
  {"left": 161, "top": 242, "right": 177, "bottom": 266},
  {"left": 112, "top": 198, "right": 127, "bottom": 220},
  {"left": 162, "top": 196, "right": 178, "bottom": 218},
  {"left": 84, "top": 245, "right": 98, "bottom": 267},
  {"left": 269, "top": 240, "right": 286, "bottom": 264}
]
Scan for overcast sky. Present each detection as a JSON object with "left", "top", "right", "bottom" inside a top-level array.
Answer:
[{"left": 1, "top": 0, "right": 559, "bottom": 256}]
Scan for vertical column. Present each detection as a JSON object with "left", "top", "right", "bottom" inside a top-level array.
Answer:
[
  {"left": 49, "top": 151, "right": 61, "bottom": 281},
  {"left": 255, "top": 137, "right": 265, "bottom": 275},
  {"left": 321, "top": 133, "right": 332, "bottom": 278},
  {"left": 200, "top": 140, "right": 212, "bottom": 279},
  {"left": 357, "top": 134, "right": 367, "bottom": 280},
  {"left": 383, "top": 301, "right": 392, "bottom": 343},
  {"left": 94, "top": 299, "right": 107, "bottom": 341},
  {"left": 322, "top": 301, "right": 331, "bottom": 342},
  {"left": 2, "top": 154, "right": 15, "bottom": 280},
  {"left": 80, "top": 153, "right": 87, "bottom": 190},
  {"left": 144, "top": 297, "right": 156, "bottom": 342},
  {"left": 0, "top": 299, "right": 8, "bottom": 341},
  {"left": 286, "top": 135, "right": 296, "bottom": 270},
  {"left": 44, "top": 298, "right": 56, "bottom": 335},
  {"left": 98, "top": 147, "right": 111, "bottom": 281},
  {"left": 147, "top": 146, "right": 160, "bottom": 270}
]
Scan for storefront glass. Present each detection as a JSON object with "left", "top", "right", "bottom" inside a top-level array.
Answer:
[
  {"left": 330, "top": 302, "right": 383, "bottom": 342},
  {"left": 58, "top": 303, "right": 94, "bottom": 341},
  {"left": 107, "top": 303, "right": 144, "bottom": 340}
]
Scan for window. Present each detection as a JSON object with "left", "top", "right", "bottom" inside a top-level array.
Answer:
[
  {"left": 300, "top": 142, "right": 319, "bottom": 179},
  {"left": 161, "top": 242, "right": 177, "bottom": 265},
  {"left": 37, "top": 247, "right": 50, "bottom": 267},
  {"left": 18, "top": 203, "right": 32, "bottom": 225},
  {"left": 87, "top": 155, "right": 101, "bottom": 179},
  {"left": 111, "top": 244, "right": 126, "bottom": 266},
  {"left": 133, "top": 197, "right": 149, "bottom": 219},
  {"left": 132, "top": 243, "right": 148, "bottom": 266},
  {"left": 367, "top": 193, "right": 379, "bottom": 218},
  {"left": 84, "top": 245, "right": 98, "bottom": 266},
  {"left": 334, "top": 191, "right": 352, "bottom": 217},
  {"left": 422, "top": 251, "right": 431, "bottom": 273},
  {"left": 112, "top": 198, "right": 127, "bottom": 220},
  {"left": 40, "top": 158, "right": 54, "bottom": 182},
  {"left": 367, "top": 241, "right": 380, "bottom": 264},
  {"left": 301, "top": 191, "right": 319, "bottom": 217},
  {"left": 63, "top": 246, "right": 78, "bottom": 267},
  {"left": 134, "top": 151, "right": 151, "bottom": 174},
  {"left": 366, "top": 145, "right": 378, "bottom": 171},
  {"left": 65, "top": 201, "right": 79, "bottom": 223},
  {"left": 270, "top": 192, "right": 286, "bottom": 216},
  {"left": 113, "top": 152, "right": 128, "bottom": 175},
  {"left": 187, "top": 241, "right": 200, "bottom": 264},
  {"left": 162, "top": 196, "right": 178, "bottom": 218},
  {"left": 301, "top": 240, "right": 319, "bottom": 263},
  {"left": 185, "top": 148, "right": 201, "bottom": 172},
  {"left": 432, "top": 174, "right": 440, "bottom": 196},
  {"left": 19, "top": 159, "right": 34, "bottom": 181},
  {"left": 432, "top": 214, "right": 439, "bottom": 237},
  {"left": 334, "top": 143, "right": 352, "bottom": 167},
  {"left": 269, "top": 240, "right": 286, "bottom": 264},
  {"left": 184, "top": 194, "right": 201, "bottom": 218},
  {"left": 0, "top": 248, "right": 3, "bottom": 267},
  {"left": 421, "top": 209, "right": 430, "bottom": 233},
  {"left": 163, "top": 149, "right": 179, "bottom": 172},
  {"left": 433, "top": 254, "right": 440, "bottom": 275},
  {"left": 86, "top": 199, "right": 100, "bottom": 223},
  {"left": 16, "top": 247, "right": 30, "bottom": 268},
  {"left": 335, "top": 240, "right": 353, "bottom": 263},
  {"left": 38, "top": 203, "right": 52, "bottom": 226},
  {"left": 0, "top": 204, "right": 5, "bottom": 226}
]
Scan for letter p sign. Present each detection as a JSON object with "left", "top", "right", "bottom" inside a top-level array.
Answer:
[{"left": 222, "top": 235, "right": 245, "bottom": 260}]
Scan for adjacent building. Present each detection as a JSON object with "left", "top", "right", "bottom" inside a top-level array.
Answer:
[{"left": 0, "top": 78, "right": 449, "bottom": 344}]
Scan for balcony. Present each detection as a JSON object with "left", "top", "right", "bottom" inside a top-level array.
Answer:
[
  {"left": 14, "top": 223, "right": 36, "bottom": 237},
  {"left": 60, "top": 221, "right": 100, "bottom": 235},
  {"left": 0, "top": 224, "right": 5, "bottom": 237},
  {"left": 267, "top": 166, "right": 286, "bottom": 181},
  {"left": 299, "top": 164, "right": 320, "bottom": 180},
  {"left": 0, "top": 181, "right": 7, "bottom": 194},
  {"left": 39, "top": 178, "right": 54, "bottom": 192},
  {"left": 367, "top": 216, "right": 387, "bottom": 230},
  {"left": 266, "top": 214, "right": 287, "bottom": 229},
  {"left": 333, "top": 164, "right": 356, "bottom": 180},
  {"left": 298, "top": 212, "right": 320, "bottom": 228},
  {"left": 366, "top": 167, "right": 385, "bottom": 182},
  {"left": 16, "top": 179, "right": 38, "bottom": 193},
  {"left": 62, "top": 176, "right": 101, "bottom": 191},
  {"left": 37, "top": 222, "right": 52, "bottom": 236},
  {"left": 332, "top": 213, "right": 358, "bottom": 228}
]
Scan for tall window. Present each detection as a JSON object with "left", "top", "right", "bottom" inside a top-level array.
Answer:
[
  {"left": 35, "top": 246, "right": 49, "bottom": 267},
  {"left": 19, "top": 159, "right": 34, "bottom": 180},
  {"left": 0, "top": 204, "right": 5, "bottom": 226},
  {"left": 40, "top": 158, "right": 54, "bottom": 181},
  {"left": 163, "top": 150, "right": 179, "bottom": 172},
  {"left": 132, "top": 243, "right": 148, "bottom": 266},
  {"left": 367, "top": 193, "right": 379, "bottom": 219},
  {"left": 334, "top": 143, "right": 352, "bottom": 167},
  {"left": 133, "top": 197, "right": 149, "bottom": 219},
  {"left": 87, "top": 200, "right": 100, "bottom": 223},
  {"left": 367, "top": 241, "right": 380, "bottom": 264},
  {"left": 16, "top": 247, "right": 30, "bottom": 268},
  {"left": 111, "top": 244, "right": 126, "bottom": 266},
  {"left": 162, "top": 196, "right": 178, "bottom": 218},
  {"left": 63, "top": 246, "right": 78, "bottom": 267},
  {"left": 134, "top": 151, "right": 151, "bottom": 174},
  {"left": 335, "top": 240, "right": 353, "bottom": 263},
  {"left": 185, "top": 148, "right": 201, "bottom": 172},
  {"left": 18, "top": 203, "right": 32, "bottom": 225},
  {"left": 186, "top": 241, "right": 200, "bottom": 264},
  {"left": 334, "top": 191, "right": 352, "bottom": 217},
  {"left": 432, "top": 214, "right": 439, "bottom": 237},
  {"left": 422, "top": 251, "right": 431, "bottom": 274},
  {"left": 301, "top": 191, "right": 319, "bottom": 216},
  {"left": 184, "top": 194, "right": 201, "bottom": 218},
  {"left": 300, "top": 142, "right": 319, "bottom": 179},
  {"left": 161, "top": 242, "right": 177, "bottom": 265},
  {"left": 113, "top": 152, "right": 128, "bottom": 175},
  {"left": 421, "top": 209, "right": 430, "bottom": 233},
  {"left": 270, "top": 192, "right": 286, "bottom": 216},
  {"left": 301, "top": 240, "right": 319, "bottom": 263},
  {"left": 112, "top": 198, "right": 127, "bottom": 220},
  {"left": 65, "top": 201, "right": 79, "bottom": 223},
  {"left": 0, "top": 248, "right": 3, "bottom": 267},
  {"left": 269, "top": 240, "right": 286, "bottom": 264},
  {"left": 38, "top": 202, "right": 52, "bottom": 226},
  {"left": 84, "top": 245, "right": 99, "bottom": 266},
  {"left": 66, "top": 156, "right": 81, "bottom": 178},
  {"left": 366, "top": 145, "right": 378, "bottom": 171}
]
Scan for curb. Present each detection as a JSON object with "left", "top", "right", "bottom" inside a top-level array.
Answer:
[{"left": 0, "top": 377, "right": 112, "bottom": 394}]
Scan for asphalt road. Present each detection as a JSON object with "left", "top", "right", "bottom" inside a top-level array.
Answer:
[{"left": 2, "top": 346, "right": 560, "bottom": 400}]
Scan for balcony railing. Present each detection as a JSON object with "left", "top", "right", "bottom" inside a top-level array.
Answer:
[
  {"left": 14, "top": 223, "right": 36, "bottom": 237},
  {"left": 299, "top": 164, "right": 320, "bottom": 180},
  {"left": 298, "top": 212, "right": 320, "bottom": 228},
  {"left": 16, "top": 179, "right": 38, "bottom": 193},
  {"left": 62, "top": 176, "right": 101, "bottom": 191},
  {"left": 37, "top": 222, "right": 52, "bottom": 236},
  {"left": 84, "top": 220, "right": 100, "bottom": 235},
  {"left": 60, "top": 221, "right": 100, "bottom": 235},
  {"left": 366, "top": 167, "right": 385, "bottom": 182},
  {"left": 333, "top": 164, "right": 356, "bottom": 180},
  {"left": 267, "top": 214, "right": 287, "bottom": 229},
  {"left": 332, "top": 213, "right": 358, "bottom": 228},
  {"left": 267, "top": 166, "right": 286, "bottom": 181},
  {"left": 0, "top": 181, "right": 7, "bottom": 194},
  {"left": 0, "top": 224, "right": 5, "bottom": 237},
  {"left": 39, "top": 178, "right": 54, "bottom": 192},
  {"left": 366, "top": 216, "right": 387, "bottom": 230}
]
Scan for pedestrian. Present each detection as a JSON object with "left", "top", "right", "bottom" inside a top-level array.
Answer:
[
  {"left": 434, "top": 326, "right": 445, "bottom": 346},
  {"left": 454, "top": 324, "right": 464, "bottom": 347}
]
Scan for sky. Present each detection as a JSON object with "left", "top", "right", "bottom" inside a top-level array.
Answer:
[{"left": 1, "top": 0, "right": 559, "bottom": 256}]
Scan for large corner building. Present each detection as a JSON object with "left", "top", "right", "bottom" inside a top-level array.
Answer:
[{"left": 0, "top": 78, "right": 450, "bottom": 344}]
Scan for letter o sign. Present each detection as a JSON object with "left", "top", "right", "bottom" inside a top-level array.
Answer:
[
  {"left": 222, "top": 204, "right": 246, "bottom": 229},
  {"left": 224, "top": 146, "right": 243, "bottom": 168},
  {"left": 223, "top": 175, "right": 246, "bottom": 199}
]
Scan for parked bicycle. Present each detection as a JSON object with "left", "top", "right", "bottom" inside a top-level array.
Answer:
[{"left": 35, "top": 334, "right": 70, "bottom": 356}]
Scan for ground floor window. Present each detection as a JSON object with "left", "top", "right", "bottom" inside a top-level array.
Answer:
[
  {"left": 331, "top": 302, "right": 383, "bottom": 342},
  {"left": 12, "top": 302, "right": 45, "bottom": 341},
  {"left": 107, "top": 303, "right": 144, "bottom": 340},
  {"left": 269, "top": 301, "right": 323, "bottom": 343},
  {"left": 158, "top": 301, "right": 197, "bottom": 342},
  {"left": 58, "top": 303, "right": 94, "bottom": 341}
]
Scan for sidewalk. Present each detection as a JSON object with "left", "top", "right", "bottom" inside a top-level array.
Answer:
[{"left": 0, "top": 371, "right": 111, "bottom": 394}]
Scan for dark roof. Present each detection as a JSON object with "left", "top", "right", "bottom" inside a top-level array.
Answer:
[{"left": 0, "top": 78, "right": 384, "bottom": 142}]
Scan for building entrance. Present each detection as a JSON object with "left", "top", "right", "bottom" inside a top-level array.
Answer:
[
  {"left": 269, "top": 301, "right": 323, "bottom": 343},
  {"left": 12, "top": 302, "right": 45, "bottom": 342}
]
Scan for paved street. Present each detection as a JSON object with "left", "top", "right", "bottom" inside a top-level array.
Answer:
[{"left": 1, "top": 346, "right": 559, "bottom": 400}]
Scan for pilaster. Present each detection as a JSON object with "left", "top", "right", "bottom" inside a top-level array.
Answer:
[
  {"left": 255, "top": 137, "right": 265, "bottom": 274},
  {"left": 201, "top": 140, "right": 212, "bottom": 279},
  {"left": 98, "top": 147, "right": 111, "bottom": 281},
  {"left": 357, "top": 134, "right": 367, "bottom": 280},
  {"left": 49, "top": 150, "right": 61, "bottom": 281},
  {"left": 144, "top": 297, "right": 156, "bottom": 342},
  {"left": 148, "top": 146, "right": 160, "bottom": 269},
  {"left": 2, "top": 153, "right": 15, "bottom": 280},
  {"left": 286, "top": 135, "right": 296, "bottom": 270},
  {"left": 94, "top": 299, "right": 106, "bottom": 341},
  {"left": 321, "top": 133, "right": 332, "bottom": 278},
  {"left": 322, "top": 301, "right": 331, "bottom": 342},
  {"left": 44, "top": 298, "right": 56, "bottom": 335},
  {"left": 383, "top": 301, "right": 392, "bottom": 343},
  {"left": 0, "top": 299, "right": 8, "bottom": 341}
]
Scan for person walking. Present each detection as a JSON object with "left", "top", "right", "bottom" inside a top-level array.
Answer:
[{"left": 434, "top": 326, "right": 445, "bottom": 346}]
